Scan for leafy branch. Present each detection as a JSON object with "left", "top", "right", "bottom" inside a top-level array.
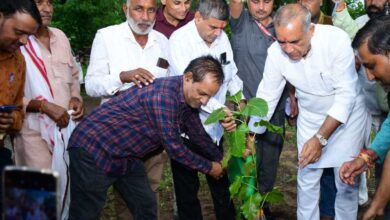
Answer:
[{"left": 205, "top": 91, "right": 284, "bottom": 219}]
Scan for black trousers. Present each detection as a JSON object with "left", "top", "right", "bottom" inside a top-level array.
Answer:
[
  {"left": 255, "top": 109, "right": 285, "bottom": 193},
  {"left": 68, "top": 148, "right": 157, "bottom": 220},
  {"left": 171, "top": 138, "right": 235, "bottom": 220}
]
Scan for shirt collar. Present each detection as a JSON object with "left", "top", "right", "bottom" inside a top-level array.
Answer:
[
  {"left": 156, "top": 6, "right": 194, "bottom": 26},
  {"left": 249, "top": 12, "right": 274, "bottom": 29},
  {"left": 120, "top": 22, "right": 158, "bottom": 48},
  {"left": 189, "top": 20, "right": 221, "bottom": 47}
]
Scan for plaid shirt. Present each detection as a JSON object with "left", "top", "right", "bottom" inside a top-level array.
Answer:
[{"left": 68, "top": 76, "right": 222, "bottom": 175}]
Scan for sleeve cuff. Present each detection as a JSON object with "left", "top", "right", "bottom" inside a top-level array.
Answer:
[{"left": 248, "top": 116, "right": 267, "bottom": 134}]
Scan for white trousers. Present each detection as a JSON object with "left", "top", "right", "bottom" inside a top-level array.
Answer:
[{"left": 297, "top": 167, "right": 359, "bottom": 220}]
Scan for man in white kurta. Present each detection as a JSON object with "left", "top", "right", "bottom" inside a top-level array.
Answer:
[
  {"left": 249, "top": 4, "right": 369, "bottom": 220},
  {"left": 167, "top": 0, "right": 242, "bottom": 218}
]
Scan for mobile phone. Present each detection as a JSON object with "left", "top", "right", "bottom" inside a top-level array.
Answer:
[
  {"left": 0, "top": 106, "right": 16, "bottom": 113},
  {"left": 2, "top": 166, "right": 60, "bottom": 220}
]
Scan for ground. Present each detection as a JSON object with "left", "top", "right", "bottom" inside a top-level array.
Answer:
[{"left": 83, "top": 94, "right": 376, "bottom": 220}]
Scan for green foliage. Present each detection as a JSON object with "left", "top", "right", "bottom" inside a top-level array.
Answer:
[
  {"left": 225, "top": 124, "right": 249, "bottom": 157},
  {"left": 52, "top": 0, "right": 124, "bottom": 56},
  {"left": 264, "top": 188, "right": 284, "bottom": 204},
  {"left": 226, "top": 91, "right": 243, "bottom": 104},
  {"left": 256, "top": 120, "right": 284, "bottom": 136},
  {"left": 204, "top": 108, "right": 226, "bottom": 125},
  {"left": 345, "top": 0, "right": 366, "bottom": 19},
  {"left": 241, "top": 193, "right": 262, "bottom": 220},
  {"left": 241, "top": 98, "right": 268, "bottom": 118},
  {"left": 206, "top": 91, "right": 284, "bottom": 219}
]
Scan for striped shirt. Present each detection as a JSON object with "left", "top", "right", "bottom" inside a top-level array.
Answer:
[{"left": 68, "top": 76, "right": 222, "bottom": 175}]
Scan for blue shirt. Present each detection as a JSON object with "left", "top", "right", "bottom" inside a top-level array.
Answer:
[{"left": 370, "top": 112, "right": 390, "bottom": 163}]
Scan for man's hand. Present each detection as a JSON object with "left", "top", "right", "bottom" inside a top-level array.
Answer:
[
  {"left": 288, "top": 97, "right": 298, "bottom": 127},
  {"left": 42, "top": 102, "right": 70, "bottom": 128},
  {"left": 119, "top": 68, "right": 155, "bottom": 88},
  {"left": 209, "top": 161, "right": 223, "bottom": 179},
  {"left": 332, "top": 0, "right": 346, "bottom": 11},
  {"left": 339, "top": 158, "right": 366, "bottom": 185},
  {"left": 0, "top": 112, "right": 14, "bottom": 133},
  {"left": 299, "top": 136, "right": 322, "bottom": 168},
  {"left": 220, "top": 108, "right": 236, "bottom": 132},
  {"left": 68, "top": 97, "right": 84, "bottom": 121},
  {"left": 363, "top": 202, "right": 385, "bottom": 220}
]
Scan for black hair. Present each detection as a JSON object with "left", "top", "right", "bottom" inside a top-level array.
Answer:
[
  {"left": 184, "top": 55, "right": 225, "bottom": 85},
  {"left": 0, "top": 0, "right": 42, "bottom": 25},
  {"left": 352, "top": 16, "right": 390, "bottom": 56}
]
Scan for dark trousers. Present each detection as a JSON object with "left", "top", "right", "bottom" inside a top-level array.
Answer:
[
  {"left": 171, "top": 138, "right": 235, "bottom": 220},
  {"left": 68, "top": 148, "right": 157, "bottom": 220},
  {"left": 255, "top": 109, "right": 285, "bottom": 193},
  {"left": 319, "top": 168, "right": 336, "bottom": 218}
]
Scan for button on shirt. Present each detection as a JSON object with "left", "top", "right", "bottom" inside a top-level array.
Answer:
[
  {"left": 250, "top": 24, "right": 369, "bottom": 168},
  {"left": 168, "top": 20, "right": 244, "bottom": 144},
  {"left": 68, "top": 76, "right": 222, "bottom": 175},
  {"left": 85, "top": 22, "right": 169, "bottom": 103}
]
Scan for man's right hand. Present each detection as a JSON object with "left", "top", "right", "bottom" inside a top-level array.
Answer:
[
  {"left": 41, "top": 102, "right": 70, "bottom": 128},
  {"left": 339, "top": 158, "right": 366, "bottom": 185},
  {"left": 0, "top": 112, "right": 14, "bottom": 133},
  {"left": 209, "top": 161, "right": 223, "bottom": 179},
  {"left": 119, "top": 68, "right": 155, "bottom": 88}
]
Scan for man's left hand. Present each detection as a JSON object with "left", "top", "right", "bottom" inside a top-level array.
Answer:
[
  {"left": 299, "top": 136, "right": 322, "bottom": 168},
  {"left": 0, "top": 112, "right": 14, "bottom": 133},
  {"left": 362, "top": 202, "right": 384, "bottom": 220},
  {"left": 68, "top": 97, "right": 84, "bottom": 121},
  {"left": 220, "top": 108, "right": 236, "bottom": 132}
]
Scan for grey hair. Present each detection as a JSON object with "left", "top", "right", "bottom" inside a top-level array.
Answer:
[
  {"left": 197, "top": 0, "right": 229, "bottom": 21},
  {"left": 274, "top": 4, "right": 312, "bottom": 33}
]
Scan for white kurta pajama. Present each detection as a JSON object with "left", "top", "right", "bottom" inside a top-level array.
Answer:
[{"left": 249, "top": 24, "right": 369, "bottom": 219}]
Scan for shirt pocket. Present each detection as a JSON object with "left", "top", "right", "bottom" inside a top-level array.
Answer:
[
  {"left": 53, "top": 60, "right": 73, "bottom": 84},
  {"left": 319, "top": 71, "right": 334, "bottom": 92}
]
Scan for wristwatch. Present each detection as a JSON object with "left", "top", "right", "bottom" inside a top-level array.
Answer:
[{"left": 315, "top": 133, "right": 328, "bottom": 146}]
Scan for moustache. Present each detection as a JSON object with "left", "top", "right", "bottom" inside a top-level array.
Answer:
[{"left": 40, "top": 13, "right": 53, "bottom": 17}]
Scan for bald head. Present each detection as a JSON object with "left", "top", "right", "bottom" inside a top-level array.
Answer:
[{"left": 274, "top": 4, "right": 312, "bottom": 33}]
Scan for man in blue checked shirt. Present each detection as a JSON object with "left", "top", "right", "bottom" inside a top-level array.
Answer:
[{"left": 67, "top": 56, "right": 227, "bottom": 220}]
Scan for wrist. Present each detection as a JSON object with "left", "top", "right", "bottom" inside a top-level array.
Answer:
[
  {"left": 314, "top": 133, "right": 328, "bottom": 147},
  {"left": 39, "top": 100, "right": 48, "bottom": 114},
  {"left": 357, "top": 149, "right": 374, "bottom": 169}
]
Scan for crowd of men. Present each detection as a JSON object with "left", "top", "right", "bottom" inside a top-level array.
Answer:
[{"left": 1, "top": 0, "right": 390, "bottom": 219}]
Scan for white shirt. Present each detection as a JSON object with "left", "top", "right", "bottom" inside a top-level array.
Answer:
[
  {"left": 86, "top": 22, "right": 169, "bottom": 103},
  {"left": 250, "top": 24, "right": 369, "bottom": 168},
  {"left": 168, "top": 20, "right": 244, "bottom": 144}
]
